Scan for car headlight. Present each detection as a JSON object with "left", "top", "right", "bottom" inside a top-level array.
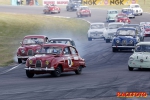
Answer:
[
  {"left": 116, "top": 40, "right": 120, "bottom": 43},
  {"left": 29, "top": 60, "right": 33, "bottom": 65},
  {"left": 45, "top": 60, "right": 49, "bottom": 65},
  {"left": 130, "top": 40, "right": 133, "bottom": 44},
  {"left": 129, "top": 57, "right": 134, "bottom": 61},
  {"left": 21, "top": 49, "right": 25, "bottom": 54}
]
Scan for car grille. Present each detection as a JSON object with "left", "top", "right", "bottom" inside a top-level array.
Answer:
[
  {"left": 91, "top": 32, "right": 103, "bottom": 34},
  {"left": 122, "top": 40, "right": 127, "bottom": 46},
  {"left": 136, "top": 10, "right": 138, "bottom": 12},
  {"left": 28, "top": 49, "right": 34, "bottom": 56},
  {"left": 36, "top": 60, "right": 42, "bottom": 68}
]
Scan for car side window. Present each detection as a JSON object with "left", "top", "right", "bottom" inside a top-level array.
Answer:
[
  {"left": 70, "top": 47, "right": 77, "bottom": 55},
  {"left": 63, "top": 47, "right": 71, "bottom": 55}
]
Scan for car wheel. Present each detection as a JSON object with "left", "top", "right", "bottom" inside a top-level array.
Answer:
[
  {"left": 88, "top": 37, "right": 92, "bottom": 41},
  {"left": 51, "top": 66, "right": 62, "bottom": 77},
  {"left": 18, "top": 58, "right": 22, "bottom": 64},
  {"left": 75, "top": 66, "right": 82, "bottom": 75},
  {"left": 112, "top": 48, "right": 117, "bottom": 52},
  {"left": 128, "top": 66, "right": 133, "bottom": 71},
  {"left": 26, "top": 70, "right": 34, "bottom": 78},
  {"left": 140, "top": 13, "right": 142, "bottom": 16},
  {"left": 106, "top": 39, "right": 110, "bottom": 43}
]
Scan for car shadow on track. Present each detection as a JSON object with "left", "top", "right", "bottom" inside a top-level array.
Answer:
[
  {"left": 113, "top": 50, "right": 133, "bottom": 53},
  {"left": 132, "top": 68, "right": 150, "bottom": 72}
]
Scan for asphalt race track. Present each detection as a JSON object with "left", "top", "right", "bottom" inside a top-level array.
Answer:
[{"left": 0, "top": 5, "right": 150, "bottom": 100}]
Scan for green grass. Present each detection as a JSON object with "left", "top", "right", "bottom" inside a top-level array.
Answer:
[
  {"left": 0, "top": 0, "right": 149, "bottom": 12},
  {"left": 0, "top": 12, "right": 89, "bottom": 66}
]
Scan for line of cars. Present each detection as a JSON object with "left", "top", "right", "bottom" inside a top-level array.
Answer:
[{"left": 17, "top": 35, "right": 86, "bottom": 78}]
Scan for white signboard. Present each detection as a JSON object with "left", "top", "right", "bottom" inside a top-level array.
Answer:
[{"left": 43, "top": 0, "right": 69, "bottom": 5}]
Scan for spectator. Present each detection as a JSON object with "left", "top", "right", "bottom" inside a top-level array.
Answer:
[
  {"left": 17, "top": 0, "right": 21, "bottom": 5},
  {"left": 20, "top": 0, "right": 23, "bottom": 5},
  {"left": 35, "top": 0, "right": 39, "bottom": 5}
]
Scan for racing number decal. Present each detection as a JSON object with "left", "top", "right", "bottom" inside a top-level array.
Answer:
[{"left": 68, "top": 57, "right": 73, "bottom": 67}]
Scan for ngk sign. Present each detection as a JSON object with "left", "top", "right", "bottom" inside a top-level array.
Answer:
[{"left": 43, "top": 0, "right": 69, "bottom": 5}]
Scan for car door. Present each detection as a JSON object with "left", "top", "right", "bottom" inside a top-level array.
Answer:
[
  {"left": 69, "top": 47, "right": 79, "bottom": 70},
  {"left": 63, "top": 47, "right": 74, "bottom": 71}
]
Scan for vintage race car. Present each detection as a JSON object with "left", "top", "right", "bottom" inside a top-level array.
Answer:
[
  {"left": 139, "top": 22, "right": 150, "bottom": 31},
  {"left": 128, "top": 42, "right": 150, "bottom": 71},
  {"left": 122, "top": 24, "right": 144, "bottom": 41},
  {"left": 66, "top": 2, "right": 80, "bottom": 11},
  {"left": 121, "top": 8, "right": 135, "bottom": 18},
  {"left": 25, "top": 43, "right": 86, "bottom": 78},
  {"left": 87, "top": 23, "right": 106, "bottom": 41},
  {"left": 112, "top": 27, "right": 140, "bottom": 52},
  {"left": 43, "top": 4, "right": 60, "bottom": 14},
  {"left": 76, "top": 6, "right": 91, "bottom": 17},
  {"left": 116, "top": 13, "right": 131, "bottom": 24},
  {"left": 17, "top": 35, "right": 49, "bottom": 64},
  {"left": 106, "top": 9, "right": 118, "bottom": 22},
  {"left": 143, "top": 24, "right": 150, "bottom": 37},
  {"left": 49, "top": 38, "right": 76, "bottom": 47},
  {"left": 128, "top": 4, "right": 143, "bottom": 16},
  {"left": 104, "top": 22, "right": 124, "bottom": 43}
]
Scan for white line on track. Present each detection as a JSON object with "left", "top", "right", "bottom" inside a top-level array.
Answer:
[{"left": 0, "top": 64, "right": 21, "bottom": 75}]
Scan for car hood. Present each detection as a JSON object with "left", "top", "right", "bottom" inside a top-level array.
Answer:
[
  {"left": 88, "top": 29, "right": 105, "bottom": 32},
  {"left": 132, "top": 8, "right": 142, "bottom": 10},
  {"left": 118, "top": 18, "right": 129, "bottom": 20},
  {"left": 132, "top": 52, "right": 150, "bottom": 61},
  {"left": 107, "top": 29, "right": 117, "bottom": 33},
  {"left": 108, "top": 14, "right": 117, "bottom": 17},
  {"left": 20, "top": 44, "right": 41, "bottom": 49},
  {"left": 114, "top": 36, "right": 135, "bottom": 40}
]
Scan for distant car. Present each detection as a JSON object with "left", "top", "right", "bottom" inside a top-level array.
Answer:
[
  {"left": 112, "top": 27, "right": 140, "bottom": 52},
  {"left": 104, "top": 22, "right": 124, "bottom": 43},
  {"left": 121, "top": 8, "right": 135, "bottom": 18},
  {"left": 128, "top": 42, "right": 150, "bottom": 71},
  {"left": 25, "top": 43, "right": 86, "bottom": 78},
  {"left": 76, "top": 6, "right": 91, "bottom": 17},
  {"left": 17, "top": 35, "right": 49, "bottom": 64},
  {"left": 87, "top": 23, "right": 106, "bottom": 41},
  {"left": 43, "top": 4, "right": 60, "bottom": 14},
  {"left": 143, "top": 24, "right": 150, "bottom": 37},
  {"left": 49, "top": 38, "right": 76, "bottom": 47},
  {"left": 128, "top": 4, "right": 143, "bottom": 16},
  {"left": 66, "top": 2, "right": 80, "bottom": 11},
  {"left": 116, "top": 13, "right": 131, "bottom": 24},
  {"left": 122, "top": 24, "right": 144, "bottom": 41},
  {"left": 106, "top": 9, "right": 118, "bottom": 22}
]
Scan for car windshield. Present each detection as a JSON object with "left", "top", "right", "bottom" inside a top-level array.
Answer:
[
  {"left": 122, "top": 9, "right": 132, "bottom": 13},
  {"left": 38, "top": 46, "right": 62, "bottom": 54},
  {"left": 117, "top": 29, "right": 135, "bottom": 36},
  {"left": 23, "top": 38, "right": 44, "bottom": 45},
  {"left": 73, "top": 3, "right": 80, "bottom": 6},
  {"left": 117, "top": 15, "right": 128, "bottom": 18},
  {"left": 135, "top": 45, "right": 150, "bottom": 52},
  {"left": 81, "top": 7, "right": 89, "bottom": 10},
  {"left": 144, "top": 25, "right": 150, "bottom": 29},
  {"left": 123, "top": 25, "right": 140, "bottom": 31},
  {"left": 49, "top": 40, "right": 72, "bottom": 46},
  {"left": 131, "top": 5, "right": 140, "bottom": 8},
  {"left": 109, "top": 11, "right": 117, "bottom": 14},
  {"left": 91, "top": 24, "right": 104, "bottom": 29},
  {"left": 108, "top": 24, "right": 123, "bottom": 29}
]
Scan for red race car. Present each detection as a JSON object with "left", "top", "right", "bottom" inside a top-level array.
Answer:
[
  {"left": 76, "top": 6, "right": 91, "bottom": 17},
  {"left": 43, "top": 4, "right": 60, "bottom": 14},
  {"left": 143, "top": 24, "right": 150, "bottom": 37},
  {"left": 25, "top": 43, "right": 86, "bottom": 78},
  {"left": 17, "top": 35, "right": 49, "bottom": 64},
  {"left": 116, "top": 13, "right": 131, "bottom": 24}
]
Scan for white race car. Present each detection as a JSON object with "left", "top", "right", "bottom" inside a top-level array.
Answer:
[
  {"left": 104, "top": 22, "right": 124, "bottom": 43},
  {"left": 129, "top": 4, "right": 143, "bottom": 16},
  {"left": 139, "top": 22, "right": 150, "bottom": 32},
  {"left": 87, "top": 23, "right": 106, "bottom": 41},
  {"left": 128, "top": 42, "right": 150, "bottom": 71}
]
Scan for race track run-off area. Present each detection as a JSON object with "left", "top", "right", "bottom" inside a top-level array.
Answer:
[{"left": 0, "top": 5, "right": 150, "bottom": 100}]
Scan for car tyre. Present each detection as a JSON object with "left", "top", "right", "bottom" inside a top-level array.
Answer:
[
  {"left": 51, "top": 66, "right": 62, "bottom": 77},
  {"left": 128, "top": 66, "right": 133, "bottom": 71},
  {"left": 140, "top": 13, "right": 142, "bottom": 16},
  {"left": 18, "top": 58, "right": 22, "bottom": 64},
  {"left": 112, "top": 48, "right": 117, "bottom": 52},
  {"left": 88, "top": 37, "right": 92, "bottom": 41},
  {"left": 26, "top": 70, "right": 34, "bottom": 78},
  {"left": 75, "top": 66, "right": 82, "bottom": 75}
]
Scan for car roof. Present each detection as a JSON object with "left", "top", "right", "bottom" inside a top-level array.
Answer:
[
  {"left": 124, "top": 24, "right": 139, "bottom": 26},
  {"left": 108, "top": 22, "right": 124, "bottom": 25},
  {"left": 24, "top": 35, "right": 47, "bottom": 38},
  {"left": 50, "top": 38, "right": 73, "bottom": 41},
  {"left": 108, "top": 9, "right": 118, "bottom": 11},
  {"left": 43, "top": 43, "right": 73, "bottom": 48},
  {"left": 122, "top": 8, "right": 132, "bottom": 9},
  {"left": 90, "top": 23, "right": 105, "bottom": 25},
  {"left": 137, "top": 42, "right": 150, "bottom": 45},
  {"left": 117, "top": 27, "right": 136, "bottom": 30}
]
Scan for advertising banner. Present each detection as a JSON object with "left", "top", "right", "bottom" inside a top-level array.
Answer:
[
  {"left": 82, "top": 0, "right": 138, "bottom": 5},
  {"left": 43, "top": 0, "right": 69, "bottom": 5}
]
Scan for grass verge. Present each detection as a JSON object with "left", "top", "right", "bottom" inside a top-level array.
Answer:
[{"left": 0, "top": 12, "right": 89, "bottom": 66}]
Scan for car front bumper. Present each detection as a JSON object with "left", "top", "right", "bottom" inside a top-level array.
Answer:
[
  {"left": 24, "top": 67, "right": 55, "bottom": 71},
  {"left": 112, "top": 46, "right": 135, "bottom": 49}
]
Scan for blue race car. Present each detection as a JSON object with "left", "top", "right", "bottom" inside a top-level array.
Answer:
[
  {"left": 121, "top": 8, "right": 135, "bottom": 19},
  {"left": 112, "top": 27, "right": 140, "bottom": 52}
]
